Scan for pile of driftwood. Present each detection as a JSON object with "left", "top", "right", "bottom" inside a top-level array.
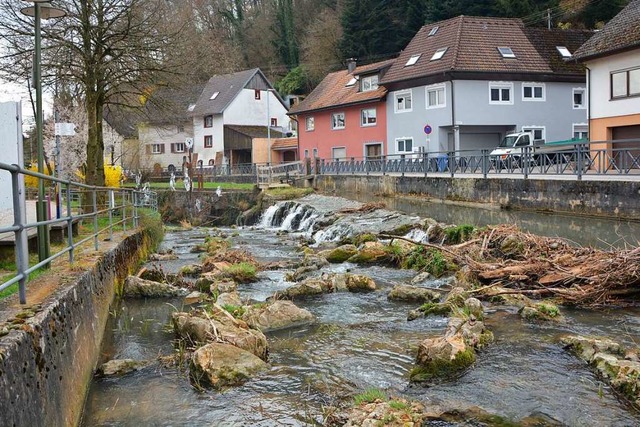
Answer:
[{"left": 398, "top": 225, "right": 640, "bottom": 306}]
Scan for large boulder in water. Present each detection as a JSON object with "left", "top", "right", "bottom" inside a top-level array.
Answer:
[
  {"left": 318, "top": 244, "right": 358, "bottom": 263},
  {"left": 242, "top": 300, "right": 315, "bottom": 332},
  {"left": 387, "top": 284, "right": 440, "bottom": 303},
  {"left": 347, "top": 241, "right": 390, "bottom": 264},
  {"left": 215, "top": 291, "right": 242, "bottom": 307},
  {"left": 123, "top": 276, "right": 187, "bottom": 298},
  {"left": 275, "top": 273, "right": 376, "bottom": 299},
  {"left": 172, "top": 306, "right": 268, "bottom": 360},
  {"left": 97, "top": 359, "right": 148, "bottom": 377},
  {"left": 190, "top": 343, "right": 268, "bottom": 389}
]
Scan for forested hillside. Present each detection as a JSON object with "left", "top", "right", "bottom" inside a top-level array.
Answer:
[{"left": 165, "top": 0, "right": 628, "bottom": 93}]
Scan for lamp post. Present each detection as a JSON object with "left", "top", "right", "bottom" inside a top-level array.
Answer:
[{"left": 20, "top": 1, "right": 66, "bottom": 264}]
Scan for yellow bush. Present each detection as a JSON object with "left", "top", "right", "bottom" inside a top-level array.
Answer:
[
  {"left": 75, "top": 162, "right": 124, "bottom": 187},
  {"left": 24, "top": 163, "right": 53, "bottom": 188}
]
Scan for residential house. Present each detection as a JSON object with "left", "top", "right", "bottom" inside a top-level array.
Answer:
[
  {"left": 136, "top": 84, "right": 205, "bottom": 173},
  {"left": 189, "top": 68, "right": 290, "bottom": 167},
  {"left": 573, "top": 0, "right": 640, "bottom": 156},
  {"left": 222, "top": 125, "right": 298, "bottom": 165},
  {"left": 379, "top": 16, "right": 592, "bottom": 156},
  {"left": 288, "top": 59, "right": 393, "bottom": 160}
]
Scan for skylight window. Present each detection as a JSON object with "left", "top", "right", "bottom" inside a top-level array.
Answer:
[
  {"left": 210, "top": 92, "right": 219, "bottom": 100},
  {"left": 346, "top": 77, "right": 358, "bottom": 87},
  {"left": 498, "top": 47, "right": 516, "bottom": 58},
  {"left": 187, "top": 104, "right": 195, "bottom": 112},
  {"left": 405, "top": 54, "right": 421, "bottom": 66},
  {"left": 430, "top": 47, "right": 448, "bottom": 61},
  {"left": 556, "top": 46, "right": 572, "bottom": 58},
  {"left": 428, "top": 26, "right": 439, "bottom": 36}
]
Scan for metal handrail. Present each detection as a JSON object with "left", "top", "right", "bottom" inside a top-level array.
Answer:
[
  {"left": 0, "top": 162, "right": 157, "bottom": 304},
  {"left": 310, "top": 139, "right": 639, "bottom": 180}
]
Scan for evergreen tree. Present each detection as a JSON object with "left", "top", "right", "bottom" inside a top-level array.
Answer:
[{"left": 272, "top": 0, "right": 299, "bottom": 69}]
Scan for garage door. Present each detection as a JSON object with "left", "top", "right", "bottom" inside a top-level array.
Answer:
[
  {"left": 460, "top": 133, "right": 501, "bottom": 153},
  {"left": 612, "top": 125, "right": 640, "bottom": 158}
]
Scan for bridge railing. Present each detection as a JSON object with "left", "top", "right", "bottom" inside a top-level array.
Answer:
[
  {"left": 313, "top": 139, "right": 639, "bottom": 180},
  {"left": 0, "top": 162, "right": 157, "bottom": 304}
]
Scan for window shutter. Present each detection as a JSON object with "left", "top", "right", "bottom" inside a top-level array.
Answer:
[
  {"left": 160, "top": 144, "right": 165, "bottom": 154},
  {"left": 145, "top": 145, "right": 151, "bottom": 154},
  {"left": 171, "top": 143, "right": 175, "bottom": 153}
]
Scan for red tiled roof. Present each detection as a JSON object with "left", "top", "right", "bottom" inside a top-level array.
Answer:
[
  {"left": 574, "top": 0, "right": 640, "bottom": 61},
  {"left": 288, "top": 59, "right": 393, "bottom": 115},
  {"left": 381, "top": 16, "right": 587, "bottom": 84}
]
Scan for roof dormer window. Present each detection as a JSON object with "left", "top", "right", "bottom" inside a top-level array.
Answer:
[
  {"left": 556, "top": 46, "right": 572, "bottom": 58},
  {"left": 210, "top": 91, "right": 219, "bottom": 100},
  {"left": 498, "top": 47, "right": 516, "bottom": 58},
  {"left": 428, "top": 26, "right": 439, "bottom": 36},
  {"left": 361, "top": 75, "right": 379, "bottom": 92},
  {"left": 405, "top": 54, "right": 421, "bottom": 66},
  {"left": 430, "top": 47, "right": 448, "bottom": 61}
]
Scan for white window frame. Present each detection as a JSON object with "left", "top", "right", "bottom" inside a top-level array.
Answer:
[
  {"left": 405, "top": 54, "right": 421, "bottom": 66},
  {"left": 331, "top": 112, "right": 345, "bottom": 130},
  {"left": 426, "top": 83, "right": 446, "bottom": 109},
  {"left": 572, "top": 123, "right": 588, "bottom": 140},
  {"left": 522, "top": 82, "right": 545, "bottom": 102},
  {"left": 360, "top": 108, "right": 377, "bottom": 127},
  {"left": 361, "top": 75, "right": 379, "bottom": 92},
  {"left": 498, "top": 47, "right": 516, "bottom": 58},
  {"left": 556, "top": 46, "right": 572, "bottom": 58},
  {"left": 521, "top": 125, "right": 546, "bottom": 142},
  {"left": 204, "top": 135, "right": 213, "bottom": 148},
  {"left": 396, "top": 137, "right": 413, "bottom": 153},
  {"left": 489, "top": 82, "right": 514, "bottom": 105},
  {"left": 394, "top": 90, "right": 413, "bottom": 113},
  {"left": 151, "top": 144, "right": 162, "bottom": 154},
  {"left": 174, "top": 142, "right": 185, "bottom": 153},
  {"left": 572, "top": 88, "right": 586, "bottom": 109},
  {"left": 305, "top": 116, "right": 315, "bottom": 131}
]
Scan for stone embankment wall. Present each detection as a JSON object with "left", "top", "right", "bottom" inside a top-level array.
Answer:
[
  {"left": 157, "top": 189, "right": 260, "bottom": 226},
  {"left": 0, "top": 230, "right": 154, "bottom": 427},
  {"left": 310, "top": 175, "right": 640, "bottom": 220}
]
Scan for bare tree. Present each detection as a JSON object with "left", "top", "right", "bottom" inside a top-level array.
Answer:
[{"left": 0, "top": 0, "right": 181, "bottom": 189}]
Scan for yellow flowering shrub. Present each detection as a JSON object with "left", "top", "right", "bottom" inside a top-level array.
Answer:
[{"left": 24, "top": 163, "right": 53, "bottom": 188}]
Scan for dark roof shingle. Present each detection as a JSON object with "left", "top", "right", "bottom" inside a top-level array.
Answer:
[
  {"left": 190, "top": 68, "right": 263, "bottom": 116},
  {"left": 573, "top": 0, "right": 640, "bottom": 60},
  {"left": 224, "top": 125, "right": 285, "bottom": 139},
  {"left": 288, "top": 59, "right": 393, "bottom": 115},
  {"left": 144, "top": 84, "right": 206, "bottom": 124}
]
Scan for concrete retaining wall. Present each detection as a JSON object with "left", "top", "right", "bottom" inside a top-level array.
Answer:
[
  {"left": 311, "top": 175, "right": 640, "bottom": 220},
  {"left": 0, "top": 230, "right": 153, "bottom": 427}
]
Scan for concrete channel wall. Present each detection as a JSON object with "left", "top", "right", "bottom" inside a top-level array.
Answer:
[
  {"left": 0, "top": 230, "right": 153, "bottom": 427},
  {"left": 311, "top": 175, "right": 640, "bottom": 220}
]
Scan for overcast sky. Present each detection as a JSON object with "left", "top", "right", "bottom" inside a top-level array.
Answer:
[{"left": 0, "top": 78, "right": 53, "bottom": 130}]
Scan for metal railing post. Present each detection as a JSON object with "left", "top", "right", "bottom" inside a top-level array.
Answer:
[
  {"left": 66, "top": 184, "right": 74, "bottom": 263},
  {"left": 423, "top": 152, "right": 428, "bottom": 177},
  {"left": 401, "top": 154, "right": 406, "bottom": 177},
  {"left": 133, "top": 192, "right": 139, "bottom": 228},
  {"left": 11, "top": 168, "right": 29, "bottom": 304},
  {"left": 122, "top": 189, "right": 127, "bottom": 233},
  {"left": 449, "top": 151, "right": 455, "bottom": 178},
  {"left": 350, "top": 157, "right": 355, "bottom": 174},
  {"left": 92, "top": 189, "right": 98, "bottom": 250},
  {"left": 382, "top": 155, "right": 387, "bottom": 175},
  {"left": 108, "top": 189, "right": 114, "bottom": 241},
  {"left": 482, "top": 149, "right": 489, "bottom": 179},
  {"left": 523, "top": 146, "right": 530, "bottom": 179},
  {"left": 576, "top": 144, "right": 583, "bottom": 181}
]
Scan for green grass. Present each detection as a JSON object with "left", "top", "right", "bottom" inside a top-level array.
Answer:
[
  {"left": 353, "top": 388, "right": 387, "bottom": 405},
  {"left": 223, "top": 262, "right": 257, "bottom": 283},
  {"left": 443, "top": 224, "right": 475, "bottom": 244},
  {"left": 123, "top": 181, "right": 255, "bottom": 190},
  {"left": 221, "top": 304, "right": 246, "bottom": 319},
  {"left": 264, "top": 187, "right": 313, "bottom": 199},
  {"left": 388, "top": 400, "right": 410, "bottom": 410},
  {"left": 537, "top": 302, "right": 560, "bottom": 318}
]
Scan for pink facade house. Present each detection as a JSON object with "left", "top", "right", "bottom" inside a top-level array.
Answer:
[{"left": 288, "top": 59, "right": 393, "bottom": 160}]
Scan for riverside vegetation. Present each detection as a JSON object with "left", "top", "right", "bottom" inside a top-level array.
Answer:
[{"left": 83, "top": 194, "right": 640, "bottom": 426}]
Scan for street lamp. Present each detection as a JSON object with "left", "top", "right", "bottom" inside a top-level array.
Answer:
[{"left": 21, "top": 1, "right": 66, "bottom": 264}]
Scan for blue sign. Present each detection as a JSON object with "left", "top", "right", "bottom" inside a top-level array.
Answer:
[{"left": 424, "top": 125, "right": 432, "bottom": 135}]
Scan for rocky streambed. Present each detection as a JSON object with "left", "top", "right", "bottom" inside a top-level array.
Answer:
[{"left": 81, "top": 195, "right": 640, "bottom": 426}]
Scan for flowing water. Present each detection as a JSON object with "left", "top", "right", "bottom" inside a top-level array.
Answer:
[{"left": 82, "top": 200, "right": 640, "bottom": 426}]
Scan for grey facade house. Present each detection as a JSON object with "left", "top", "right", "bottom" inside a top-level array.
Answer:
[{"left": 380, "top": 16, "right": 593, "bottom": 156}]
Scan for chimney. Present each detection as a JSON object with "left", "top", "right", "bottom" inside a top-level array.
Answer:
[{"left": 346, "top": 58, "right": 357, "bottom": 74}]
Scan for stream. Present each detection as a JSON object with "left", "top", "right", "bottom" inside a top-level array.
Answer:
[{"left": 81, "top": 196, "right": 640, "bottom": 426}]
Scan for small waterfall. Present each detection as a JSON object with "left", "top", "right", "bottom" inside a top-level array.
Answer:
[
  {"left": 259, "top": 205, "right": 281, "bottom": 228},
  {"left": 259, "top": 201, "right": 320, "bottom": 234},
  {"left": 313, "top": 223, "right": 353, "bottom": 245},
  {"left": 405, "top": 228, "right": 428, "bottom": 244}
]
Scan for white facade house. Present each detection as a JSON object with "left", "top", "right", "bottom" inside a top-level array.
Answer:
[{"left": 190, "top": 68, "right": 290, "bottom": 166}]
